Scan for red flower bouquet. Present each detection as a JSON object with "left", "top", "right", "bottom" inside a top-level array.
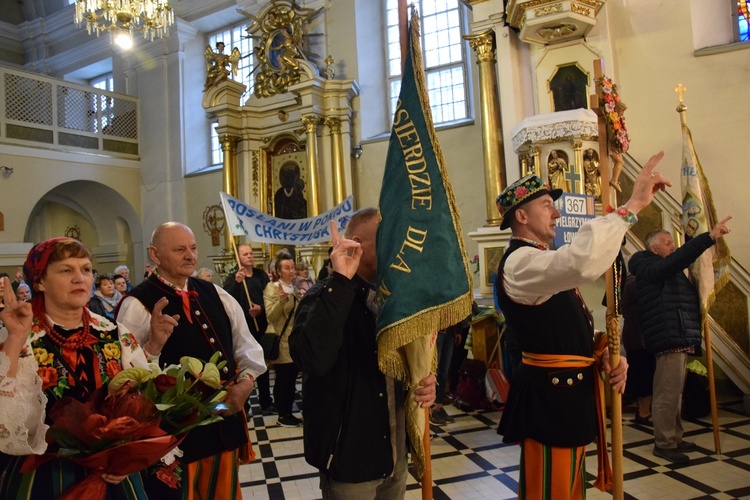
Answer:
[{"left": 21, "top": 353, "right": 231, "bottom": 500}]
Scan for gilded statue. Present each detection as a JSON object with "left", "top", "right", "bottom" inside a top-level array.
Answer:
[
  {"left": 547, "top": 150, "right": 570, "bottom": 192},
  {"left": 583, "top": 148, "right": 601, "bottom": 199},
  {"left": 204, "top": 41, "right": 241, "bottom": 91}
]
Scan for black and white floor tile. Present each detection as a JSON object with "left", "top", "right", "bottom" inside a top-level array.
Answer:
[{"left": 239, "top": 382, "right": 750, "bottom": 499}]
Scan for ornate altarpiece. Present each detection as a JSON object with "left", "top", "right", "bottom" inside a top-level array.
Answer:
[{"left": 202, "top": 0, "right": 359, "bottom": 275}]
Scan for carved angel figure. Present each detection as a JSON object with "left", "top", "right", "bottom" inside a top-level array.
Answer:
[{"left": 204, "top": 42, "right": 241, "bottom": 90}]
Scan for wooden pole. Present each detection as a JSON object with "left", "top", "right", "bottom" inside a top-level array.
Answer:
[
  {"left": 398, "top": 0, "right": 408, "bottom": 75},
  {"left": 704, "top": 317, "right": 722, "bottom": 454},
  {"left": 399, "top": 5, "right": 433, "bottom": 498},
  {"left": 230, "top": 238, "right": 260, "bottom": 331},
  {"left": 676, "top": 93, "right": 722, "bottom": 455},
  {"left": 422, "top": 407, "right": 432, "bottom": 500},
  {"left": 591, "top": 59, "right": 623, "bottom": 500}
]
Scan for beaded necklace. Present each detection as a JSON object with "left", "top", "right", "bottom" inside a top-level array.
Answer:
[{"left": 39, "top": 308, "right": 92, "bottom": 350}]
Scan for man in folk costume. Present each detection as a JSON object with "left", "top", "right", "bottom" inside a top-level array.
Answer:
[
  {"left": 117, "top": 222, "right": 266, "bottom": 499},
  {"left": 495, "top": 152, "right": 669, "bottom": 499}
]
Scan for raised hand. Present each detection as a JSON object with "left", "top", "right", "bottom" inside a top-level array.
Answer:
[
  {"left": 0, "top": 276, "right": 33, "bottom": 377},
  {"left": 329, "top": 220, "right": 362, "bottom": 280},
  {"left": 710, "top": 215, "right": 732, "bottom": 240},
  {"left": 234, "top": 268, "right": 248, "bottom": 283},
  {"left": 148, "top": 296, "right": 179, "bottom": 354},
  {"left": 626, "top": 151, "right": 672, "bottom": 214}
]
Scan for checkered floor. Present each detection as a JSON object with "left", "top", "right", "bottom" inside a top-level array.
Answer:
[{"left": 239, "top": 383, "right": 750, "bottom": 499}]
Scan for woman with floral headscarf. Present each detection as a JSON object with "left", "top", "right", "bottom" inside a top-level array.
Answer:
[{"left": 0, "top": 237, "right": 151, "bottom": 498}]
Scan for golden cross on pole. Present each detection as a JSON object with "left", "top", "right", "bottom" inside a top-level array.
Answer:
[
  {"left": 674, "top": 83, "right": 687, "bottom": 104},
  {"left": 675, "top": 83, "right": 688, "bottom": 126}
]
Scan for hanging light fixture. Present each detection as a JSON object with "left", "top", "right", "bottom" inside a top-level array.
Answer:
[{"left": 74, "top": 0, "right": 174, "bottom": 47}]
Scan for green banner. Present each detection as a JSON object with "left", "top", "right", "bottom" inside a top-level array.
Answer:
[{"left": 375, "top": 11, "right": 473, "bottom": 393}]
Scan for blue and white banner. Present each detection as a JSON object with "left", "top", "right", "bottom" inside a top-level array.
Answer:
[
  {"left": 553, "top": 193, "right": 596, "bottom": 248},
  {"left": 220, "top": 192, "right": 355, "bottom": 245}
]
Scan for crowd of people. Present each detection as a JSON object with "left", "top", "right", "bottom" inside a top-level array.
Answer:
[{"left": 0, "top": 150, "right": 734, "bottom": 499}]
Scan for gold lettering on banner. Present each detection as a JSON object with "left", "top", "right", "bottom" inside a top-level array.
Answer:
[
  {"left": 393, "top": 101, "right": 434, "bottom": 210},
  {"left": 571, "top": 3, "right": 591, "bottom": 16},
  {"left": 390, "top": 226, "right": 428, "bottom": 274},
  {"left": 535, "top": 3, "right": 563, "bottom": 17}
]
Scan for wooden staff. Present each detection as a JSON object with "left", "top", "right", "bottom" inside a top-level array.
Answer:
[
  {"left": 230, "top": 237, "right": 260, "bottom": 331},
  {"left": 591, "top": 59, "right": 624, "bottom": 499},
  {"left": 397, "top": 3, "right": 433, "bottom": 498}
]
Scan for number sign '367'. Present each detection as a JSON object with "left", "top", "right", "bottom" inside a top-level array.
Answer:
[{"left": 553, "top": 193, "right": 596, "bottom": 248}]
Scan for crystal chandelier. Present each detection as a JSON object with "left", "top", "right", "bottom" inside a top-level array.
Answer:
[{"left": 74, "top": 0, "right": 174, "bottom": 48}]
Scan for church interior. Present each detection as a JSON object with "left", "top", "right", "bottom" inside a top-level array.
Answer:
[{"left": 0, "top": 0, "right": 749, "bottom": 497}]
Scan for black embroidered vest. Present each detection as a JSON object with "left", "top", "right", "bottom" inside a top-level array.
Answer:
[
  {"left": 495, "top": 239, "right": 598, "bottom": 447},
  {"left": 127, "top": 275, "right": 248, "bottom": 463}
]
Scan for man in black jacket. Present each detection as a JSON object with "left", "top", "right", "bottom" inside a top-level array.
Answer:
[
  {"left": 290, "top": 208, "right": 436, "bottom": 499},
  {"left": 223, "top": 243, "right": 274, "bottom": 413},
  {"left": 629, "top": 217, "right": 731, "bottom": 464}
]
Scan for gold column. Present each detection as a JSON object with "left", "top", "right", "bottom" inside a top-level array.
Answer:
[
  {"left": 325, "top": 117, "right": 346, "bottom": 204},
  {"left": 520, "top": 153, "right": 529, "bottom": 177},
  {"left": 465, "top": 29, "right": 506, "bottom": 226},
  {"left": 530, "top": 146, "right": 541, "bottom": 177},
  {"left": 572, "top": 140, "right": 584, "bottom": 195},
  {"left": 220, "top": 133, "right": 240, "bottom": 250},
  {"left": 301, "top": 115, "right": 322, "bottom": 216}
]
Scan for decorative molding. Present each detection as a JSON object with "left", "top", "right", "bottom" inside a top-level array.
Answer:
[
  {"left": 535, "top": 3, "right": 563, "bottom": 17},
  {"left": 510, "top": 109, "right": 598, "bottom": 152},
  {"left": 571, "top": 3, "right": 592, "bottom": 16},
  {"left": 252, "top": 150, "right": 260, "bottom": 198},
  {"left": 465, "top": 30, "right": 496, "bottom": 63}
]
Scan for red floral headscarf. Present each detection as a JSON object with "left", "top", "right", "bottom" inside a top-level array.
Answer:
[{"left": 23, "top": 237, "right": 71, "bottom": 289}]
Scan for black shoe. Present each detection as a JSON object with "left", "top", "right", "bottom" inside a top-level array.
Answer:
[
  {"left": 633, "top": 413, "right": 653, "bottom": 426},
  {"left": 261, "top": 404, "right": 277, "bottom": 416},
  {"left": 653, "top": 446, "right": 689, "bottom": 464},
  {"left": 277, "top": 415, "right": 302, "bottom": 427},
  {"left": 676, "top": 441, "right": 697, "bottom": 452},
  {"left": 429, "top": 407, "right": 447, "bottom": 425}
]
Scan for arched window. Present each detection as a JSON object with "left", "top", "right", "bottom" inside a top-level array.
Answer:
[{"left": 385, "top": 0, "right": 470, "bottom": 126}]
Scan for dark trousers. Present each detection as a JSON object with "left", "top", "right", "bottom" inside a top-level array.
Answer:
[
  {"left": 436, "top": 332, "right": 455, "bottom": 403},
  {"left": 256, "top": 370, "right": 272, "bottom": 408},
  {"left": 274, "top": 362, "right": 298, "bottom": 417},
  {"left": 448, "top": 327, "right": 469, "bottom": 394}
]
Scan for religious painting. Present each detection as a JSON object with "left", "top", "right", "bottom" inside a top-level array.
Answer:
[
  {"left": 548, "top": 64, "right": 589, "bottom": 112},
  {"left": 272, "top": 151, "right": 308, "bottom": 220}
]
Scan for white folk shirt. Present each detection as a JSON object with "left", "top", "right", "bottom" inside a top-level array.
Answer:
[
  {"left": 503, "top": 213, "right": 632, "bottom": 305},
  {"left": 117, "top": 282, "right": 267, "bottom": 382}
]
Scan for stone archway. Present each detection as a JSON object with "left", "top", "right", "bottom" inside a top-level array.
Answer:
[{"left": 25, "top": 180, "right": 144, "bottom": 278}]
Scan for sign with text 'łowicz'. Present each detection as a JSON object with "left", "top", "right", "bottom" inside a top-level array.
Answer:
[{"left": 553, "top": 193, "right": 596, "bottom": 248}]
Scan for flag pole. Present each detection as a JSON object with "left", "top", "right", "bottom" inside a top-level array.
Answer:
[
  {"left": 230, "top": 237, "right": 261, "bottom": 331},
  {"left": 398, "top": 3, "right": 433, "bottom": 498},
  {"left": 592, "top": 59, "right": 623, "bottom": 499},
  {"left": 704, "top": 316, "right": 721, "bottom": 454},
  {"left": 676, "top": 93, "right": 721, "bottom": 454}
]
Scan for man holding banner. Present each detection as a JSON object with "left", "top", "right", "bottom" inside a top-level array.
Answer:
[
  {"left": 289, "top": 210, "right": 436, "bottom": 499},
  {"left": 494, "top": 152, "right": 668, "bottom": 498}
]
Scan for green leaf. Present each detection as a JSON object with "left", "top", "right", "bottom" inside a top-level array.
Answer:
[
  {"left": 109, "top": 367, "right": 152, "bottom": 394},
  {"left": 208, "top": 351, "right": 221, "bottom": 365}
]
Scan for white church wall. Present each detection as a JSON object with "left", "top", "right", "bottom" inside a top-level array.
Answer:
[{"left": 606, "top": 0, "right": 747, "bottom": 267}]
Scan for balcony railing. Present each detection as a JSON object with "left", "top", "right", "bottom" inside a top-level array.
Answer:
[{"left": 0, "top": 65, "right": 139, "bottom": 157}]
